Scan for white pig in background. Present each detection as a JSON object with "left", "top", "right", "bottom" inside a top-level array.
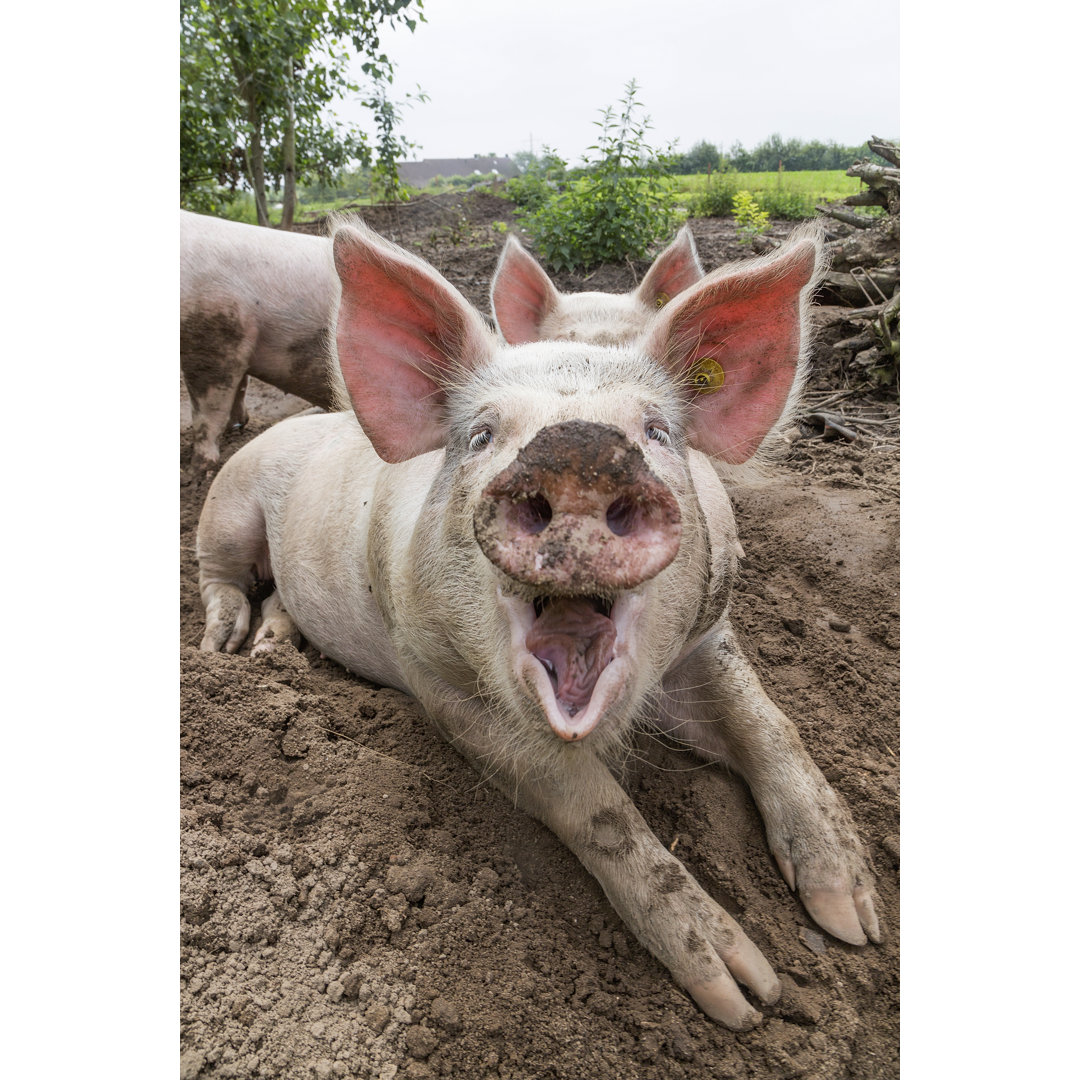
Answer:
[
  {"left": 490, "top": 225, "right": 703, "bottom": 347},
  {"left": 180, "top": 210, "right": 338, "bottom": 473},
  {"left": 196, "top": 218, "right": 880, "bottom": 1030}
]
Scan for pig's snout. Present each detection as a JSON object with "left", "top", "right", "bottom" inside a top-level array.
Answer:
[{"left": 474, "top": 421, "right": 682, "bottom": 592}]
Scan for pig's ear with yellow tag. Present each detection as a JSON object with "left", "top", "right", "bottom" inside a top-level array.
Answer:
[{"left": 645, "top": 224, "right": 824, "bottom": 463}]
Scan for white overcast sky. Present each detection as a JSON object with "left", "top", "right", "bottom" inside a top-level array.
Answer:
[{"left": 336, "top": 0, "right": 900, "bottom": 164}]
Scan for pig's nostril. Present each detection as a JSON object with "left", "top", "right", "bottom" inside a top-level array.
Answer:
[
  {"left": 510, "top": 494, "right": 553, "bottom": 535},
  {"left": 606, "top": 495, "right": 640, "bottom": 537}
]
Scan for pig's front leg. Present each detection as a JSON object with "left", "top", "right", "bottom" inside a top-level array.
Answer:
[
  {"left": 424, "top": 698, "right": 780, "bottom": 1030},
  {"left": 658, "top": 625, "right": 881, "bottom": 946}
]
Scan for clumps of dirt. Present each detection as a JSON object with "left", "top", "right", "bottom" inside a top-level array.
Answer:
[{"left": 180, "top": 209, "right": 899, "bottom": 1079}]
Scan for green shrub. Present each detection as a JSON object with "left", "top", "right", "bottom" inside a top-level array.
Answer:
[
  {"left": 687, "top": 175, "right": 738, "bottom": 217},
  {"left": 505, "top": 153, "right": 565, "bottom": 212},
  {"left": 754, "top": 188, "right": 815, "bottom": 220},
  {"left": 732, "top": 191, "right": 770, "bottom": 243},
  {"left": 517, "top": 81, "right": 680, "bottom": 272}
]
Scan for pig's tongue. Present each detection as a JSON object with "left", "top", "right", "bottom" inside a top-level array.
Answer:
[{"left": 524, "top": 598, "right": 616, "bottom": 716}]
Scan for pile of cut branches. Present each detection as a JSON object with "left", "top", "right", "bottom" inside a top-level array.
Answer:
[{"left": 814, "top": 137, "right": 900, "bottom": 386}]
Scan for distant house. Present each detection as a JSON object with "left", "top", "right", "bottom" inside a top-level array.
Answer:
[{"left": 396, "top": 155, "right": 521, "bottom": 187}]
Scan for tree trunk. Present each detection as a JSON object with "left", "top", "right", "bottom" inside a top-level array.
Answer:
[
  {"left": 244, "top": 93, "right": 269, "bottom": 227},
  {"left": 250, "top": 130, "right": 269, "bottom": 227},
  {"left": 281, "top": 59, "right": 296, "bottom": 229}
]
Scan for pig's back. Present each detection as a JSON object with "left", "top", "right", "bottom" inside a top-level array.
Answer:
[{"left": 180, "top": 210, "right": 333, "bottom": 313}]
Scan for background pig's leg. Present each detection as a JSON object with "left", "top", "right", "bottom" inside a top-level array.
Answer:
[
  {"left": 227, "top": 374, "right": 250, "bottom": 432},
  {"left": 182, "top": 321, "right": 257, "bottom": 474},
  {"left": 657, "top": 627, "right": 881, "bottom": 947},
  {"left": 251, "top": 590, "right": 302, "bottom": 654},
  {"left": 414, "top": 689, "right": 780, "bottom": 1030}
]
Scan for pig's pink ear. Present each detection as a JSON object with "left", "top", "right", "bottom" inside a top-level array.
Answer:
[
  {"left": 644, "top": 226, "right": 823, "bottom": 463},
  {"left": 333, "top": 222, "right": 494, "bottom": 462},
  {"left": 634, "top": 225, "right": 704, "bottom": 309},
  {"left": 490, "top": 234, "right": 561, "bottom": 344}
]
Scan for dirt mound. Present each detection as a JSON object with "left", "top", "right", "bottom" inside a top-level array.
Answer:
[{"left": 180, "top": 218, "right": 899, "bottom": 1079}]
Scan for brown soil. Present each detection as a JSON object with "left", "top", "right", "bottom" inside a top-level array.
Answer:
[{"left": 180, "top": 194, "right": 899, "bottom": 1080}]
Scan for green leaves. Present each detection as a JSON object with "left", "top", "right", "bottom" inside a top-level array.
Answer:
[
  {"left": 732, "top": 191, "right": 769, "bottom": 244},
  {"left": 180, "top": 0, "right": 425, "bottom": 218},
  {"left": 514, "top": 81, "right": 680, "bottom": 273}
]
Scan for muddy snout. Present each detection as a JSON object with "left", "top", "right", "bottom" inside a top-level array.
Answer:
[{"left": 474, "top": 421, "right": 682, "bottom": 592}]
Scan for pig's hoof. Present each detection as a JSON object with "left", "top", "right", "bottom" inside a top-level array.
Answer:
[
  {"left": 772, "top": 846, "right": 881, "bottom": 945},
  {"left": 250, "top": 629, "right": 300, "bottom": 656},
  {"left": 802, "top": 882, "right": 880, "bottom": 945},
  {"left": 681, "top": 918, "right": 780, "bottom": 1029},
  {"left": 655, "top": 880, "right": 781, "bottom": 1029},
  {"left": 252, "top": 593, "right": 301, "bottom": 654},
  {"left": 200, "top": 585, "right": 250, "bottom": 654}
]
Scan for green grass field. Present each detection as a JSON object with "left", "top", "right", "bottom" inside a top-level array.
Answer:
[
  {"left": 676, "top": 169, "right": 864, "bottom": 202},
  {"left": 674, "top": 169, "right": 875, "bottom": 220},
  {"left": 199, "top": 168, "right": 870, "bottom": 226}
]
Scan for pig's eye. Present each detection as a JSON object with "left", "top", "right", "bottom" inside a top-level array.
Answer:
[
  {"left": 646, "top": 425, "right": 671, "bottom": 446},
  {"left": 469, "top": 428, "right": 493, "bottom": 451}
]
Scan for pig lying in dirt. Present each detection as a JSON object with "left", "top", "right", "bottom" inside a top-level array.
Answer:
[
  {"left": 196, "top": 218, "right": 880, "bottom": 1030},
  {"left": 490, "top": 225, "right": 703, "bottom": 347},
  {"left": 180, "top": 209, "right": 338, "bottom": 473}
]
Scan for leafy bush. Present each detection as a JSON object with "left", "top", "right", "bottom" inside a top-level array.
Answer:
[
  {"left": 754, "top": 188, "right": 815, "bottom": 220},
  {"left": 687, "top": 175, "right": 739, "bottom": 218},
  {"left": 181, "top": 185, "right": 243, "bottom": 217},
  {"left": 504, "top": 151, "right": 566, "bottom": 212},
  {"left": 732, "top": 191, "right": 770, "bottom": 243},
  {"left": 517, "top": 81, "right": 680, "bottom": 272}
]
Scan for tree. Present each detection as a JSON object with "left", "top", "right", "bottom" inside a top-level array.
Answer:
[
  {"left": 180, "top": 0, "right": 425, "bottom": 225},
  {"left": 676, "top": 140, "right": 723, "bottom": 175},
  {"left": 724, "top": 133, "right": 895, "bottom": 173}
]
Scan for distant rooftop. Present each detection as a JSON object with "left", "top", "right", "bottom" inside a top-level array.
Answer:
[{"left": 396, "top": 155, "right": 521, "bottom": 187}]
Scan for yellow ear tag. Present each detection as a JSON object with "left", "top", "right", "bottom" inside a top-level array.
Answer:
[
  {"left": 654, "top": 292, "right": 670, "bottom": 309},
  {"left": 689, "top": 357, "right": 725, "bottom": 394}
]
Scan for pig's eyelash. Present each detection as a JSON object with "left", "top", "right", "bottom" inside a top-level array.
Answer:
[{"left": 468, "top": 428, "right": 493, "bottom": 452}]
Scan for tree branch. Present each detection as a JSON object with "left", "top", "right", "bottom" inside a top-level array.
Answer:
[
  {"left": 868, "top": 137, "right": 900, "bottom": 167},
  {"left": 816, "top": 204, "right": 877, "bottom": 229},
  {"left": 847, "top": 162, "right": 901, "bottom": 187}
]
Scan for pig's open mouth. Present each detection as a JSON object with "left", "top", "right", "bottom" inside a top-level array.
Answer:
[
  {"left": 498, "top": 588, "right": 644, "bottom": 741},
  {"left": 528, "top": 595, "right": 614, "bottom": 713}
]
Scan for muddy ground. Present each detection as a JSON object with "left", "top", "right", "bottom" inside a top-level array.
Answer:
[{"left": 180, "top": 192, "right": 900, "bottom": 1079}]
